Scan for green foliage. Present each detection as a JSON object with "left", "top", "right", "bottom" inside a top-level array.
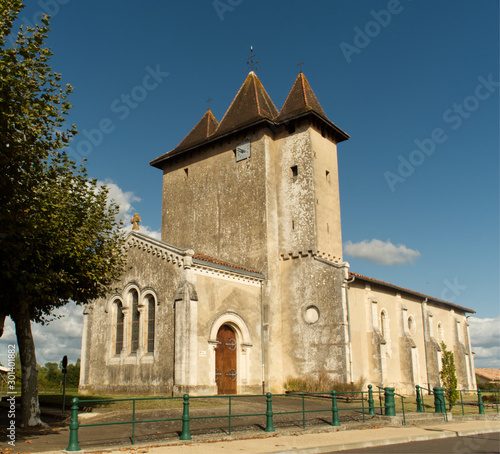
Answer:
[
  {"left": 0, "top": 1, "right": 125, "bottom": 426},
  {"left": 284, "top": 372, "right": 365, "bottom": 394},
  {"left": 37, "top": 358, "right": 80, "bottom": 388},
  {"left": 0, "top": 1, "right": 126, "bottom": 322},
  {"left": 476, "top": 381, "right": 500, "bottom": 391},
  {"left": 440, "top": 341, "right": 459, "bottom": 405}
]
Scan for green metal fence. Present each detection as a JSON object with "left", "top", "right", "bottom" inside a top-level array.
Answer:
[
  {"left": 375, "top": 385, "right": 406, "bottom": 425},
  {"left": 414, "top": 386, "right": 499, "bottom": 417},
  {"left": 66, "top": 386, "right": 406, "bottom": 451}
]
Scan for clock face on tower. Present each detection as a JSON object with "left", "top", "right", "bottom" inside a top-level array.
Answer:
[{"left": 235, "top": 140, "right": 251, "bottom": 162}]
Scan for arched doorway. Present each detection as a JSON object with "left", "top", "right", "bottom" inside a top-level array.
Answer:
[{"left": 215, "top": 325, "right": 237, "bottom": 394}]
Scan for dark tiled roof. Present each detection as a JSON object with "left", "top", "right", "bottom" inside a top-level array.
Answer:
[
  {"left": 193, "top": 252, "right": 262, "bottom": 275},
  {"left": 170, "top": 110, "right": 219, "bottom": 155},
  {"left": 214, "top": 71, "right": 279, "bottom": 138},
  {"left": 276, "top": 72, "right": 328, "bottom": 122},
  {"left": 150, "top": 71, "right": 349, "bottom": 169},
  {"left": 349, "top": 271, "right": 475, "bottom": 313}
]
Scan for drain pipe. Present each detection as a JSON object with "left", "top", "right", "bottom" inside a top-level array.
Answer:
[
  {"left": 260, "top": 281, "right": 265, "bottom": 394},
  {"left": 421, "top": 298, "right": 431, "bottom": 391},
  {"left": 465, "top": 314, "right": 475, "bottom": 389},
  {"left": 344, "top": 273, "right": 355, "bottom": 385}
]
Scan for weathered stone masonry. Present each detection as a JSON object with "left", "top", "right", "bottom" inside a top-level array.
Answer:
[{"left": 80, "top": 71, "right": 476, "bottom": 396}]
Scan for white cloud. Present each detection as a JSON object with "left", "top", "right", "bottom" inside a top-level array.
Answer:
[
  {"left": 469, "top": 316, "right": 500, "bottom": 368},
  {"left": 0, "top": 302, "right": 84, "bottom": 367},
  {"left": 98, "top": 179, "right": 161, "bottom": 239},
  {"left": 344, "top": 239, "right": 421, "bottom": 266},
  {"left": 98, "top": 179, "right": 141, "bottom": 223},
  {"left": 121, "top": 223, "right": 161, "bottom": 240}
]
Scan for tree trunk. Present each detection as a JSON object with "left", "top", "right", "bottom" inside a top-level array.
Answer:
[
  {"left": 0, "top": 312, "right": 6, "bottom": 337},
  {"left": 13, "top": 300, "right": 45, "bottom": 427}
]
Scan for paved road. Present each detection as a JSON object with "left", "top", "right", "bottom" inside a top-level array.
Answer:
[{"left": 337, "top": 431, "right": 500, "bottom": 453}]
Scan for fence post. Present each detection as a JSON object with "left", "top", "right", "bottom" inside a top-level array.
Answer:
[
  {"left": 66, "top": 397, "right": 81, "bottom": 452},
  {"left": 331, "top": 390, "right": 340, "bottom": 426},
  {"left": 416, "top": 385, "right": 423, "bottom": 412},
  {"left": 477, "top": 389, "right": 485, "bottom": 415},
  {"left": 368, "top": 385, "right": 375, "bottom": 416},
  {"left": 180, "top": 394, "right": 192, "bottom": 440},
  {"left": 265, "top": 392, "right": 275, "bottom": 432},
  {"left": 384, "top": 387, "right": 396, "bottom": 416},
  {"left": 433, "top": 387, "right": 446, "bottom": 413}
]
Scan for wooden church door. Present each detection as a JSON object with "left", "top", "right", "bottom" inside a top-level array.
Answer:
[{"left": 215, "top": 325, "right": 237, "bottom": 394}]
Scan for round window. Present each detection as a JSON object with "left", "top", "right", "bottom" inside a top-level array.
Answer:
[{"left": 304, "top": 306, "right": 320, "bottom": 324}]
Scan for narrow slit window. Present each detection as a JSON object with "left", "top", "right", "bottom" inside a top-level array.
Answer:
[
  {"left": 291, "top": 166, "right": 298, "bottom": 178},
  {"left": 147, "top": 296, "right": 155, "bottom": 353},
  {"left": 115, "top": 302, "right": 124, "bottom": 355},
  {"left": 326, "top": 170, "right": 330, "bottom": 182},
  {"left": 130, "top": 290, "right": 139, "bottom": 354},
  {"left": 184, "top": 168, "right": 189, "bottom": 179}
]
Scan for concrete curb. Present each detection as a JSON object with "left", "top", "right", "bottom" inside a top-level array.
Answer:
[
  {"left": 269, "top": 426, "right": 500, "bottom": 454},
  {"left": 28, "top": 419, "right": 500, "bottom": 453}
]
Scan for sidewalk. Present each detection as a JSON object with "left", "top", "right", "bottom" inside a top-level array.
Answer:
[{"left": 31, "top": 417, "right": 500, "bottom": 454}]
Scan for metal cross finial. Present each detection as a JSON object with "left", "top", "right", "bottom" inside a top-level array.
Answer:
[
  {"left": 247, "top": 46, "right": 258, "bottom": 72},
  {"left": 206, "top": 97, "right": 213, "bottom": 110},
  {"left": 131, "top": 213, "right": 141, "bottom": 231},
  {"left": 297, "top": 60, "right": 305, "bottom": 73}
]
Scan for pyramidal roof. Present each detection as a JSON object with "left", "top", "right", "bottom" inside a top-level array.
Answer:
[
  {"left": 170, "top": 110, "right": 219, "bottom": 154},
  {"left": 214, "top": 71, "right": 279, "bottom": 138},
  {"left": 150, "top": 71, "right": 349, "bottom": 168},
  {"left": 276, "top": 72, "right": 328, "bottom": 122}
]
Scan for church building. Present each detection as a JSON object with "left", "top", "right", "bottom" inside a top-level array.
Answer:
[{"left": 79, "top": 70, "right": 476, "bottom": 396}]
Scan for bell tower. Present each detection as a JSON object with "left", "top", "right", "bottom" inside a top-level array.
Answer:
[{"left": 150, "top": 71, "right": 349, "bottom": 272}]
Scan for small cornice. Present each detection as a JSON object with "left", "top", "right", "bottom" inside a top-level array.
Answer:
[{"left": 123, "top": 231, "right": 194, "bottom": 269}]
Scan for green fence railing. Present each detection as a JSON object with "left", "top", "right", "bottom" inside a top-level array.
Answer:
[
  {"left": 414, "top": 386, "right": 499, "bottom": 417},
  {"left": 375, "top": 385, "right": 406, "bottom": 425},
  {"left": 440, "top": 388, "right": 499, "bottom": 415},
  {"left": 66, "top": 386, "right": 407, "bottom": 451}
]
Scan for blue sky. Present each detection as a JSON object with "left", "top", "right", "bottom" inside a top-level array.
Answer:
[{"left": 1, "top": 0, "right": 498, "bottom": 369}]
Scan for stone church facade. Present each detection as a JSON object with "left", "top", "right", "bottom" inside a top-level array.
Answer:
[{"left": 79, "top": 71, "right": 476, "bottom": 396}]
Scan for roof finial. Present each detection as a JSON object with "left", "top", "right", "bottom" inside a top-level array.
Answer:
[
  {"left": 206, "top": 97, "right": 213, "bottom": 110},
  {"left": 247, "top": 46, "right": 258, "bottom": 73},
  {"left": 297, "top": 60, "right": 305, "bottom": 73},
  {"left": 131, "top": 213, "right": 142, "bottom": 231}
]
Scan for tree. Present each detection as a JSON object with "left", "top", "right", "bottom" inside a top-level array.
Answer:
[
  {"left": 66, "top": 358, "right": 80, "bottom": 388},
  {"left": 440, "top": 341, "right": 459, "bottom": 410},
  {"left": 0, "top": 1, "right": 126, "bottom": 426}
]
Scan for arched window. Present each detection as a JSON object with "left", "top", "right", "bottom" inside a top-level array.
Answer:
[
  {"left": 130, "top": 289, "right": 140, "bottom": 353},
  {"left": 115, "top": 301, "right": 124, "bottom": 355},
  {"left": 147, "top": 295, "right": 155, "bottom": 353},
  {"left": 407, "top": 315, "right": 416, "bottom": 336},
  {"left": 438, "top": 322, "right": 445, "bottom": 342},
  {"left": 380, "top": 310, "right": 388, "bottom": 338}
]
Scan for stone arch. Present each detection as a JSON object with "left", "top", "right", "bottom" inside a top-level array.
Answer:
[
  {"left": 141, "top": 290, "right": 158, "bottom": 355},
  {"left": 123, "top": 283, "right": 141, "bottom": 309},
  {"left": 208, "top": 312, "right": 252, "bottom": 347},
  {"left": 207, "top": 312, "right": 253, "bottom": 392}
]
